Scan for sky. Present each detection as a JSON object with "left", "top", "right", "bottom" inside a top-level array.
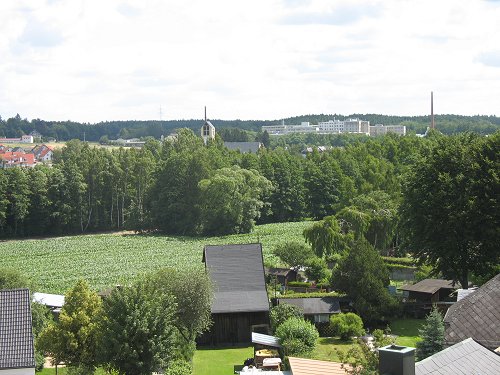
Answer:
[{"left": 1, "top": 0, "right": 500, "bottom": 123}]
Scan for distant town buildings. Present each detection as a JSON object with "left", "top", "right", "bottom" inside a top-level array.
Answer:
[
  {"left": 262, "top": 119, "right": 406, "bottom": 137},
  {"left": 0, "top": 144, "right": 54, "bottom": 168},
  {"left": 0, "top": 135, "right": 34, "bottom": 144}
]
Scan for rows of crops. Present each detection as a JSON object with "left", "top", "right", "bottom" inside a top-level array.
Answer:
[{"left": 1, "top": 221, "right": 311, "bottom": 294}]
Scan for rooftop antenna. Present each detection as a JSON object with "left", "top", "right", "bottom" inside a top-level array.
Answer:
[
  {"left": 431, "top": 91, "right": 435, "bottom": 129},
  {"left": 205, "top": 106, "right": 207, "bottom": 122}
]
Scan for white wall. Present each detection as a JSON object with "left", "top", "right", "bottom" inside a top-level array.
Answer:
[{"left": 0, "top": 367, "right": 35, "bottom": 375}]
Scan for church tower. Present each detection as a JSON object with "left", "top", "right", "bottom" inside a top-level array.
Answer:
[{"left": 201, "top": 106, "right": 216, "bottom": 145}]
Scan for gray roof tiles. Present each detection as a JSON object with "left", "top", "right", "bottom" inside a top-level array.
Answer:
[
  {"left": 444, "top": 273, "right": 500, "bottom": 350},
  {"left": 224, "top": 142, "right": 262, "bottom": 153},
  {"left": 278, "top": 297, "right": 341, "bottom": 315},
  {"left": 0, "top": 288, "right": 35, "bottom": 370},
  {"left": 415, "top": 338, "right": 500, "bottom": 375},
  {"left": 203, "top": 244, "right": 270, "bottom": 314}
]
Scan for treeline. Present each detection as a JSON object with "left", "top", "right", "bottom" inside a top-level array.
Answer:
[
  {"left": 0, "top": 129, "right": 497, "bottom": 249},
  {"left": 0, "top": 129, "right": 417, "bottom": 240},
  {"left": 1, "top": 112, "right": 499, "bottom": 142}
]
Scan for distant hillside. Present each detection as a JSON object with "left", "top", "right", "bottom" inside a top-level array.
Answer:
[{"left": 1, "top": 113, "right": 498, "bottom": 142}]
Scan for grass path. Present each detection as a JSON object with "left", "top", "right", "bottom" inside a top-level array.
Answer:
[{"left": 0, "top": 221, "right": 311, "bottom": 294}]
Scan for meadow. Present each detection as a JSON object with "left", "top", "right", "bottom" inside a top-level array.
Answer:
[{"left": 1, "top": 221, "right": 311, "bottom": 294}]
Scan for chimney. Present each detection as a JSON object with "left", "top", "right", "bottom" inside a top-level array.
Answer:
[{"left": 379, "top": 344, "right": 415, "bottom": 375}]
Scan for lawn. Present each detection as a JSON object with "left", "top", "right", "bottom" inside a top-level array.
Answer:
[
  {"left": 389, "top": 318, "right": 424, "bottom": 347},
  {"left": 309, "top": 337, "right": 357, "bottom": 362},
  {"left": 193, "top": 345, "right": 253, "bottom": 375},
  {"left": 0, "top": 221, "right": 311, "bottom": 294}
]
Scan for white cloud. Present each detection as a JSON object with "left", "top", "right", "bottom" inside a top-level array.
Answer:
[{"left": 0, "top": 0, "right": 499, "bottom": 122}]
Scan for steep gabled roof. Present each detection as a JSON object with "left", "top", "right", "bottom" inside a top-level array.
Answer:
[
  {"left": 399, "top": 279, "right": 457, "bottom": 294},
  {"left": 444, "top": 273, "right": 500, "bottom": 350},
  {"left": 0, "top": 288, "right": 35, "bottom": 370},
  {"left": 278, "top": 297, "right": 341, "bottom": 315},
  {"left": 203, "top": 244, "right": 269, "bottom": 314},
  {"left": 416, "top": 338, "right": 500, "bottom": 375}
]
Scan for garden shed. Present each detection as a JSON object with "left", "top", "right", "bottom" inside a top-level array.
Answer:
[
  {"left": 265, "top": 267, "right": 298, "bottom": 286},
  {"left": 200, "top": 243, "right": 270, "bottom": 344},
  {"left": 277, "top": 297, "right": 341, "bottom": 324},
  {"left": 399, "top": 279, "right": 458, "bottom": 304}
]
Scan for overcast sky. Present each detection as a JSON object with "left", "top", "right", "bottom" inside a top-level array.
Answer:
[{"left": 1, "top": 0, "right": 499, "bottom": 123}]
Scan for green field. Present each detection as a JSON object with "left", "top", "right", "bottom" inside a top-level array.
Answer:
[{"left": 1, "top": 221, "right": 311, "bottom": 294}]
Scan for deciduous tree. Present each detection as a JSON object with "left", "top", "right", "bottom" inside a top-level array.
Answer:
[
  {"left": 400, "top": 133, "right": 500, "bottom": 288},
  {"left": 39, "top": 280, "right": 102, "bottom": 373}
]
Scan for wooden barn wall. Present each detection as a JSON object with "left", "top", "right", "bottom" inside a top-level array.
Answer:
[{"left": 197, "top": 311, "right": 269, "bottom": 345}]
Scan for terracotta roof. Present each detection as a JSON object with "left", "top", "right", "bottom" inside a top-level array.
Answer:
[
  {"left": 203, "top": 244, "right": 269, "bottom": 314},
  {"left": 288, "top": 357, "right": 348, "bottom": 375},
  {"left": 0, "top": 152, "right": 35, "bottom": 166},
  {"left": 0, "top": 289, "right": 35, "bottom": 369},
  {"left": 444, "top": 273, "right": 500, "bottom": 350},
  {"left": 399, "top": 279, "right": 457, "bottom": 294},
  {"left": 416, "top": 338, "right": 500, "bottom": 375}
]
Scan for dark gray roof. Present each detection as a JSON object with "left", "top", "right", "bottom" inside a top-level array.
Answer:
[
  {"left": 444, "top": 273, "right": 500, "bottom": 350},
  {"left": 399, "top": 279, "right": 457, "bottom": 294},
  {"left": 415, "top": 338, "right": 500, "bottom": 375},
  {"left": 203, "top": 244, "right": 269, "bottom": 314},
  {"left": 0, "top": 288, "right": 35, "bottom": 369},
  {"left": 278, "top": 297, "right": 341, "bottom": 315},
  {"left": 224, "top": 142, "right": 262, "bottom": 153},
  {"left": 266, "top": 267, "right": 296, "bottom": 277}
]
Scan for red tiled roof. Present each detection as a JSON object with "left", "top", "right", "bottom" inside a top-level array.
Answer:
[{"left": 0, "top": 152, "right": 36, "bottom": 166}]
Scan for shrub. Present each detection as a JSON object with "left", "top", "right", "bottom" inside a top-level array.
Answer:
[
  {"left": 279, "top": 291, "right": 344, "bottom": 299},
  {"left": 287, "top": 281, "right": 312, "bottom": 288},
  {"left": 275, "top": 317, "right": 319, "bottom": 356},
  {"left": 270, "top": 303, "right": 303, "bottom": 333},
  {"left": 304, "top": 257, "right": 330, "bottom": 282},
  {"left": 166, "top": 359, "right": 192, "bottom": 375},
  {"left": 273, "top": 242, "right": 315, "bottom": 271},
  {"left": 330, "top": 313, "right": 365, "bottom": 341}
]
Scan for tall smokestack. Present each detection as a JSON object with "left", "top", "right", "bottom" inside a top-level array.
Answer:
[{"left": 431, "top": 91, "right": 435, "bottom": 129}]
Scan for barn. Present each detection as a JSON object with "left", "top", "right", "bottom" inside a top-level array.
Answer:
[{"left": 199, "top": 243, "right": 270, "bottom": 344}]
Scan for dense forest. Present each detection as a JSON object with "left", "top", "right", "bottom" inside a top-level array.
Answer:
[
  {"left": 0, "top": 113, "right": 499, "bottom": 142},
  {"left": 0, "top": 128, "right": 497, "bottom": 261}
]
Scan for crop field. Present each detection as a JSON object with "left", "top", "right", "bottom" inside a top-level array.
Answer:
[{"left": 1, "top": 221, "right": 312, "bottom": 294}]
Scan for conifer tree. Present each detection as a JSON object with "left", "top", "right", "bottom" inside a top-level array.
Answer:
[{"left": 416, "top": 307, "right": 445, "bottom": 360}]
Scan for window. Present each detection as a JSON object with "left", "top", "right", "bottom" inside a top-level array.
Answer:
[{"left": 313, "top": 314, "right": 330, "bottom": 323}]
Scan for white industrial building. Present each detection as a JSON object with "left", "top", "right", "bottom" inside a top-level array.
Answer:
[{"left": 263, "top": 119, "right": 405, "bottom": 137}]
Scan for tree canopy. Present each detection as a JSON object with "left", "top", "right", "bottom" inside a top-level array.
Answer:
[{"left": 400, "top": 132, "right": 500, "bottom": 288}]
